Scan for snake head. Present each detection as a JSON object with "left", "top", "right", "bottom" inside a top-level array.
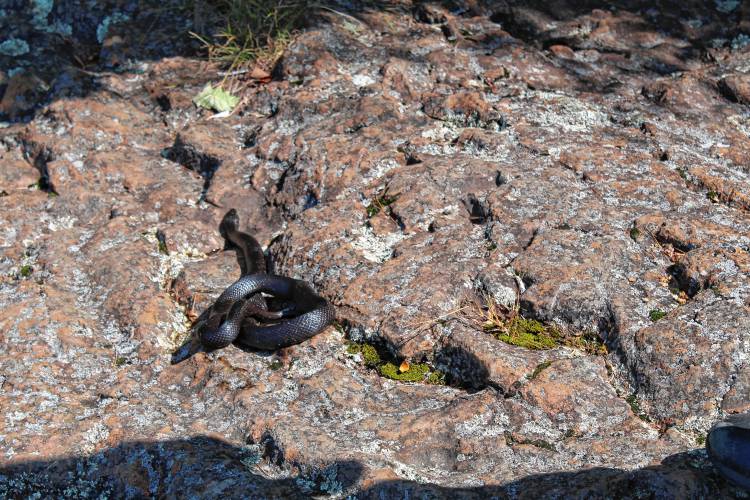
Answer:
[{"left": 219, "top": 208, "right": 240, "bottom": 239}]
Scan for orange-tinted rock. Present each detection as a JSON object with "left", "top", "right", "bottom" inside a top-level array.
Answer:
[{"left": 2, "top": 0, "right": 750, "bottom": 497}]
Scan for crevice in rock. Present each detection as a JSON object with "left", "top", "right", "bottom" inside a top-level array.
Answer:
[
  {"left": 342, "top": 321, "right": 483, "bottom": 390},
  {"left": 504, "top": 431, "right": 558, "bottom": 453},
  {"left": 161, "top": 135, "right": 221, "bottom": 202},
  {"left": 521, "top": 227, "right": 539, "bottom": 251},
  {"left": 21, "top": 139, "right": 58, "bottom": 194},
  {"left": 405, "top": 152, "right": 422, "bottom": 165},
  {"left": 243, "top": 125, "right": 262, "bottom": 149},
  {"left": 651, "top": 229, "right": 697, "bottom": 254},
  {"left": 595, "top": 302, "right": 659, "bottom": 425},
  {"left": 302, "top": 191, "right": 319, "bottom": 211},
  {"left": 666, "top": 263, "right": 702, "bottom": 299},
  {"left": 254, "top": 430, "right": 286, "bottom": 468},
  {"left": 462, "top": 193, "right": 491, "bottom": 224},
  {"left": 489, "top": 9, "right": 543, "bottom": 46},
  {"left": 433, "top": 344, "right": 498, "bottom": 392},
  {"left": 412, "top": 4, "right": 447, "bottom": 25},
  {"left": 495, "top": 170, "right": 508, "bottom": 186},
  {"left": 674, "top": 167, "right": 750, "bottom": 213}
]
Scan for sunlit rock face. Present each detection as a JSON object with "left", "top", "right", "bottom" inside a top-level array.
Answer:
[{"left": 1, "top": 0, "right": 749, "bottom": 497}]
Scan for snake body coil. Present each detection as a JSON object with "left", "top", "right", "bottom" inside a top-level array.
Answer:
[{"left": 200, "top": 209, "right": 335, "bottom": 350}]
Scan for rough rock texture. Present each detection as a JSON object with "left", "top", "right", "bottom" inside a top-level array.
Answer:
[{"left": 2, "top": 0, "right": 750, "bottom": 497}]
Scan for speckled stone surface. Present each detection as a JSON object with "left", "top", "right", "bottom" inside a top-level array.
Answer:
[{"left": 1, "top": 1, "right": 749, "bottom": 497}]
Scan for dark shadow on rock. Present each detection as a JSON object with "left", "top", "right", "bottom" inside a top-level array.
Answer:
[
  {"left": 359, "top": 450, "right": 744, "bottom": 499},
  {"left": 434, "top": 343, "right": 497, "bottom": 392},
  {"left": 2, "top": 441, "right": 743, "bottom": 499},
  {"left": 0, "top": 435, "right": 364, "bottom": 499}
]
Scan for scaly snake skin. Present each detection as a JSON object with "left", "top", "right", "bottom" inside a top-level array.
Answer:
[{"left": 200, "top": 209, "right": 335, "bottom": 350}]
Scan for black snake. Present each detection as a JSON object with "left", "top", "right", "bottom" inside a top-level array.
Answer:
[{"left": 199, "top": 209, "right": 335, "bottom": 351}]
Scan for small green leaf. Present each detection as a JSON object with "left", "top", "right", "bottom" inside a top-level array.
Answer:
[
  {"left": 193, "top": 83, "right": 239, "bottom": 112},
  {"left": 649, "top": 309, "right": 666, "bottom": 322}
]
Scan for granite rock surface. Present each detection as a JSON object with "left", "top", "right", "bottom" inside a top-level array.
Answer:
[{"left": 1, "top": 0, "right": 749, "bottom": 497}]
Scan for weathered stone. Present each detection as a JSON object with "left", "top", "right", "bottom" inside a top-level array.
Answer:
[
  {"left": 2, "top": 1, "right": 750, "bottom": 497},
  {"left": 719, "top": 73, "right": 750, "bottom": 104}
]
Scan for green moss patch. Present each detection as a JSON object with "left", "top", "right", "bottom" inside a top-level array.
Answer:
[
  {"left": 491, "top": 317, "right": 557, "bottom": 350},
  {"left": 268, "top": 359, "right": 283, "bottom": 370},
  {"left": 19, "top": 265, "right": 33, "bottom": 278},
  {"left": 564, "top": 331, "right": 608, "bottom": 355},
  {"left": 346, "top": 342, "right": 381, "bottom": 367},
  {"left": 480, "top": 303, "right": 607, "bottom": 354},
  {"left": 378, "top": 362, "right": 429, "bottom": 382},
  {"left": 504, "top": 432, "right": 557, "bottom": 452},
  {"left": 626, "top": 394, "right": 651, "bottom": 422},
  {"left": 346, "top": 342, "right": 444, "bottom": 384},
  {"left": 427, "top": 370, "right": 446, "bottom": 385},
  {"left": 366, "top": 191, "right": 399, "bottom": 218},
  {"left": 528, "top": 361, "right": 552, "bottom": 380},
  {"left": 649, "top": 309, "right": 666, "bottom": 322}
]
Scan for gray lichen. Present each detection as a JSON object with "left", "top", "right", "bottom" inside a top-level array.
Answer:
[{"left": 0, "top": 38, "right": 30, "bottom": 57}]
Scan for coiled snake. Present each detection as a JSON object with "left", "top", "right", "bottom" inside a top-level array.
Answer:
[{"left": 199, "top": 209, "right": 335, "bottom": 351}]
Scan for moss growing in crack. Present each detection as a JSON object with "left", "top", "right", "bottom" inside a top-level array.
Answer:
[
  {"left": 528, "top": 361, "right": 552, "bottom": 380},
  {"left": 346, "top": 342, "right": 381, "bottom": 367},
  {"left": 696, "top": 434, "right": 706, "bottom": 446},
  {"left": 707, "top": 190, "right": 720, "bottom": 203},
  {"left": 649, "top": 309, "right": 666, "bottom": 322},
  {"left": 346, "top": 342, "right": 360, "bottom": 355},
  {"left": 269, "top": 359, "right": 283, "bottom": 370},
  {"left": 629, "top": 226, "right": 640, "bottom": 241},
  {"left": 114, "top": 356, "right": 127, "bottom": 367},
  {"left": 347, "top": 341, "right": 442, "bottom": 384},
  {"left": 527, "top": 439, "right": 556, "bottom": 452},
  {"left": 427, "top": 370, "right": 446, "bottom": 385},
  {"left": 626, "top": 394, "right": 651, "bottom": 422},
  {"left": 19, "top": 265, "right": 32, "bottom": 278},
  {"left": 565, "top": 331, "right": 608, "bottom": 355},
  {"left": 504, "top": 432, "right": 557, "bottom": 452},
  {"left": 156, "top": 229, "right": 169, "bottom": 255},
  {"left": 478, "top": 299, "right": 606, "bottom": 354},
  {"left": 495, "top": 317, "right": 557, "bottom": 350},
  {"left": 361, "top": 344, "right": 381, "bottom": 367},
  {"left": 366, "top": 190, "right": 398, "bottom": 218},
  {"left": 379, "top": 362, "right": 429, "bottom": 382}
]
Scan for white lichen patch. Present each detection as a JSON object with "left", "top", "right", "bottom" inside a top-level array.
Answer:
[
  {"left": 351, "top": 73, "right": 376, "bottom": 87},
  {"left": 455, "top": 410, "right": 509, "bottom": 439},
  {"left": 512, "top": 92, "right": 610, "bottom": 133},
  {"left": 363, "top": 157, "right": 400, "bottom": 182},
  {"left": 142, "top": 229, "right": 206, "bottom": 348},
  {"left": 349, "top": 224, "right": 406, "bottom": 263},
  {"left": 421, "top": 123, "right": 460, "bottom": 143}
]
